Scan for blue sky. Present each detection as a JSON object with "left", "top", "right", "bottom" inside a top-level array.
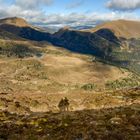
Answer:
[
  {"left": 43, "top": 0, "right": 108, "bottom": 14},
  {"left": 0, "top": 0, "right": 140, "bottom": 28}
]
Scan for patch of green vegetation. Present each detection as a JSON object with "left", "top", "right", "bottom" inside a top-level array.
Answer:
[
  {"left": 96, "top": 39, "right": 140, "bottom": 74},
  {"left": 14, "top": 59, "right": 47, "bottom": 81},
  {"left": 110, "top": 41, "right": 140, "bottom": 74},
  {"left": 81, "top": 83, "right": 96, "bottom": 91},
  {"left": 0, "top": 41, "right": 41, "bottom": 58},
  {"left": 30, "top": 100, "right": 39, "bottom": 107},
  {"left": 105, "top": 75, "right": 140, "bottom": 90}
]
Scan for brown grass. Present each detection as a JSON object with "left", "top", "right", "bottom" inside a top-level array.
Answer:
[{"left": 84, "top": 19, "right": 140, "bottom": 39}]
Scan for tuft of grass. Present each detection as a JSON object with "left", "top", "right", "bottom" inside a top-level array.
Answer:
[{"left": 81, "top": 83, "right": 96, "bottom": 91}]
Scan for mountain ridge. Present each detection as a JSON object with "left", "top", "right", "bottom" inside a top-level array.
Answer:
[
  {"left": 0, "top": 17, "right": 140, "bottom": 73},
  {"left": 84, "top": 19, "right": 140, "bottom": 39},
  {"left": 0, "top": 17, "right": 51, "bottom": 41},
  {"left": 0, "top": 17, "right": 30, "bottom": 27}
]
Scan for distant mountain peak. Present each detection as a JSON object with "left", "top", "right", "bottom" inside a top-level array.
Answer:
[
  {"left": 0, "top": 17, "right": 30, "bottom": 27},
  {"left": 61, "top": 26, "right": 71, "bottom": 30},
  {"left": 57, "top": 26, "right": 71, "bottom": 32},
  {"left": 54, "top": 26, "right": 72, "bottom": 38}
]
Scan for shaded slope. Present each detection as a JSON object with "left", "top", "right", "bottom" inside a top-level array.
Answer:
[
  {"left": 0, "top": 102, "right": 139, "bottom": 140},
  {"left": 0, "top": 17, "right": 51, "bottom": 41},
  {"left": 52, "top": 28, "right": 119, "bottom": 57},
  {"left": 51, "top": 20, "right": 140, "bottom": 73},
  {"left": 0, "top": 40, "right": 42, "bottom": 58},
  {"left": 0, "top": 29, "right": 23, "bottom": 40},
  {"left": 0, "top": 24, "right": 51, "bottom": 41}
]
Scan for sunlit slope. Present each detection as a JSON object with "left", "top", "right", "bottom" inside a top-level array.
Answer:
[{"left": 85, "top": 20, "right": 140, "bottom": 39}]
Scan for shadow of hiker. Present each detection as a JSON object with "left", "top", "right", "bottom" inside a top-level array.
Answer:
[{"left": 58, "top": 97, "right": 70, "bottom": 113}]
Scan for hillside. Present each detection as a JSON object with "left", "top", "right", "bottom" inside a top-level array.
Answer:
[
  {"left": 51, "top": 20, "right": 140, "bottom": 74},
  {"left": 0, "top": 29, "right": 23, "bottom": 40},
  {"left": 0, "top": 84, "right": 140, "bottom": 139},
  {"left": 0, "top": 17, "right": 140, "bottom": 110},
  {"left": 0, "top": 17, "right": 140, "bottom": 140},
  {"left": 1, "top": 44, "right": 139, "bottom": 112},
  {"left": 0, "top": 17, "right": 30, "bottom": 27},
  {"left": 0, "top": 101, "right": 140, "bottom": 140},
  {"left": 85, "top": 20, "right": 140, "bottom": 39},
  {"left": 0, "top": 17, "right": 140, "bottom": 73},
  {"left": 0, "top": 39, "right": 43, "bottom": 58},
  {"left": 0, "top": 17, "right": 51, "bottom": 41},
  {"left": 52, "top": 27, "right": 118, "bottom": 57}
]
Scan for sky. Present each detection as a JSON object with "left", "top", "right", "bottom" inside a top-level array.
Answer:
[{"left": 0, "top": 0, "right": 140, "bottom": 28}]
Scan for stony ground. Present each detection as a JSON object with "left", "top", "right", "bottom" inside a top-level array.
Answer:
[
  {"left": 0, "top": 103, "right": 140, "bottom": 140},
  {"left": 0, "top": 87, "right": 140, "bottom": 140},
  {"left": 0, "top": 42, "right": 140, "bottom": 140}
]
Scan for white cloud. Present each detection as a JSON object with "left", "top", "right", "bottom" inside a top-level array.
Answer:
[
  {"left": 15, "top": 0, "right": 53, "bottom": 9},
  {"left": 107, "top": 0, "right": 140, "bottom": 11},
  {"left": 0, "top": 5, "right": 44, "bottom": 20},
  {"left": 34, "top": 12, "right": 139, "bottom": 28},
  {"left": 0, "top": 0, "right": 52, "bottom": 22}
]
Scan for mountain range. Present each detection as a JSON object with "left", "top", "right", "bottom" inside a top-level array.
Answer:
[
  {"left": 0, "top": 17, "right": 140, "bottom": 74},
  {"left": 0, "top": 17, "right": 140, "bottom": 139}
]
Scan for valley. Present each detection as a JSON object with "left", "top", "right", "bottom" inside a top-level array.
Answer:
[
  {"left": 0, "top": 17, "right": 140, "bottom": 140},
  {"left": 1, "top": 43, "right": 136, "bottom": 113}
]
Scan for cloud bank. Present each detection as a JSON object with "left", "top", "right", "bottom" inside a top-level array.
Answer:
[
  {"left": 0, "top": 0, "right": 140, "bottom": 28},
  {"left": 35, "top": 12, "right": 139, "bottom": 28}
]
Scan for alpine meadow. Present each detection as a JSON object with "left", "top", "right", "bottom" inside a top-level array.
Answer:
[{"left": 0, "top": 0, "right": 140, "bottom": 140}]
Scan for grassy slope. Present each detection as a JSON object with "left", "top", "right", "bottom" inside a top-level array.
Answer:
[
  {"left": 1, "top": 18, "right": 140, "bottom": 74},
  {"left": 84, "top": 20, "right": 140, "bottom": 74},
  {"left": 0, "top": 38, "right": 139, "bottom": 140},
  {"left": 0, "top": 39, "right": 43, "bottom": 58},
  {"left": 0, "top": 101, "right": 140, "bottom": 140},
  {"left": 0, "top": 43, "right": 139, "bottom": 113},
  {"left": 85, "top": 20, "right": 140, "bottom": 39}
]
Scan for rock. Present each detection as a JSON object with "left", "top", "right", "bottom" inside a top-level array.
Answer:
[
  {"left": 109, "top": 117, "right": 123, "bottom": 125},
  {"left": 127, "top": 124, "right": 136, "bottom": 131},
  {"left": 131, "top": 104, "right": 140, "bottom": 111}
]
